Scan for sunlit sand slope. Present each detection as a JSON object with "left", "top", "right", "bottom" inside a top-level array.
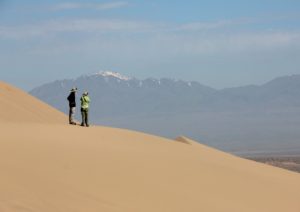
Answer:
[{"left": 0, "top": 81, "right": 66, "bottom": 124}]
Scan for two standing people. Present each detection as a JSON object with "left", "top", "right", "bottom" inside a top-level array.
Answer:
[{"left": 67, "top": 87, "right": 91, "bottom": 127}]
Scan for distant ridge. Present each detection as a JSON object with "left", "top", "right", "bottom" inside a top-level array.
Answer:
[{"left": 30, "top": 73, "right": 300, "bottom": 115}]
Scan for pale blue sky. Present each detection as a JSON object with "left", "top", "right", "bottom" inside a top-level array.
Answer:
[{"left": 1, "top": 0, "right": 300, "bottom": 90}]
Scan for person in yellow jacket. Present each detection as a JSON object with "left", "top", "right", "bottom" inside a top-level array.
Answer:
[{"left": 80, "top": 91, "right": 90, "bottom": 127}]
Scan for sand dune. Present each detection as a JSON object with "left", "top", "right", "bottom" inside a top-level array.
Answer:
[
  {"left": 0, "top": 81, "right": 300, "bottom": 212},
  {"left": 0, "top": 81, "right": 66, "bottom": 124}
]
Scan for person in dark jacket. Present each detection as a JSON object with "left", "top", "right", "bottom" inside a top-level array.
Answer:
[{"left": 67, "top": 87, "right": 77, "bottom": 125}]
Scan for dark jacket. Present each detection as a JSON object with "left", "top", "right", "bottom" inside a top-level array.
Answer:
[{"left": 67, "top": 92, "right": 76, "bottom": 107}]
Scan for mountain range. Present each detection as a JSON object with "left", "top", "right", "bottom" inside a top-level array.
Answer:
[{"left": 30, "top": 72, "right": 300, "bottom": 154}]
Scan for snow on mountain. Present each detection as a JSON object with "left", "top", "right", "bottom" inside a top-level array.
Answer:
[{"left": 92, "top": 71, "right": 132, "bottom": 81}]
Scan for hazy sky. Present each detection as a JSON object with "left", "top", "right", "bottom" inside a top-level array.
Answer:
[{"left": 1, "top": 0, "right": 300, "bottom": 90}]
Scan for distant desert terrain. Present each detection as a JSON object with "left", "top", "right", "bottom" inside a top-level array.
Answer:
[
  {"left": 0, "top": 81, "right": 300, "bottom": 212},
  {"left": 248, "top": 156, "right": 300, "bottom": 173}
]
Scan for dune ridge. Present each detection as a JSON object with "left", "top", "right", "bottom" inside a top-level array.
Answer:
[
  {"left": 0, "top": 81, "right": 300, "bottom": 212},
  {"left": 0, "top": 81, "right": 66, "bottom": 124}
]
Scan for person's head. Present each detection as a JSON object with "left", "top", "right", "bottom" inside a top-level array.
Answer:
[
  {"left": 70, "top": 87, "right": 77, "bottom": 93},
  {"left": 83, "top": 91, "right": 88, "bottom": 96}
]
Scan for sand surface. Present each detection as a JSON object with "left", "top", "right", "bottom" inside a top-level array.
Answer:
[{"left": 0, "top": 81, "right": 300, "bottom": 212}]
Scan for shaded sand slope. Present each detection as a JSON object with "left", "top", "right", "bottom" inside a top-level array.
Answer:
[{"left": 0, "top": 82, "right": 300, "bottom": 212}]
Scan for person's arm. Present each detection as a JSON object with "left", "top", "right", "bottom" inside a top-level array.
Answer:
[{"left": 85, "top": 96, "right": 90, "bottom": 103}]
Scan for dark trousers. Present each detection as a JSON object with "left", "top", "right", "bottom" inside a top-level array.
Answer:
[{"left": 81, "top": 108, "right": 89, "bottom": 126}]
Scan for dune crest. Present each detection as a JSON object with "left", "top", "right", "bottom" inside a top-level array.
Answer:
[
  {"left": 174, "top": 136, "right": 194, "bottom": 145},
  {"left": 0, "top": 81, "right": 66, "bottom": 124},
  {"left": 0, "top": 81, "right": 300, "bottom": 212}
]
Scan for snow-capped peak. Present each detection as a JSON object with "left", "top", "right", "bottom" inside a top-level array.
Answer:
[{"left": 94, "top": 71, "right": 131, "bottom": 81}]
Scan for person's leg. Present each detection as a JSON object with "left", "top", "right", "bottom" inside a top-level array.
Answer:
[
  {"left": 85, "top": 109, "right": 89, "bottom": 127},
  {"left": 69, "top": 107, "right": 72, "bottom": 124},
  {"left": 81, "top": 109, "right": 85, "bottom": 126},
  {"left": 70, "top": 107, "right": 76, "bottom": 124}
]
